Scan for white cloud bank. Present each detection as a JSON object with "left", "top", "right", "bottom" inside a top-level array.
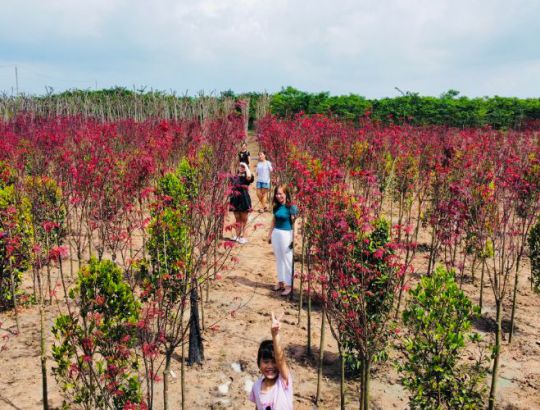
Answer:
[{"left": 0, "top": 0, "right": 538, "bottom": 97}]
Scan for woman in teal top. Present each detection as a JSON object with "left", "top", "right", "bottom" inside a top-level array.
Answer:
[{"left": 267, "top": 184, "right": 298, "bottom": 296}]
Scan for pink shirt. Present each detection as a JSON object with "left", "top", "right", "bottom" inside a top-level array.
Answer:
[{"left": 249, "top": 373, "right": 293, "bottom": 410}]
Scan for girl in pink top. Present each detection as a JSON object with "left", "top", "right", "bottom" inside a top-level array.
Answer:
[{"left": 249, "top": 312, "right": 293, "bottom": 409}]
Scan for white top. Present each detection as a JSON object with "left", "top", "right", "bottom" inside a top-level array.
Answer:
[
  {"left": 256, "top": 160, "right": 273, "bottom": 183},
  {"left": 249, "top": 374, "right": 293, "bottom": 410}
]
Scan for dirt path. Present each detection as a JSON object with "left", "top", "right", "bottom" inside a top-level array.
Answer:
[{"left": 1, "top": 133, "right": 540, "bottom": 409}]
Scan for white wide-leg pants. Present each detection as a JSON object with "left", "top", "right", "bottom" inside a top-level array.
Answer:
[{"left": 271, "top": 228, "right": 293, "bottom": 286}]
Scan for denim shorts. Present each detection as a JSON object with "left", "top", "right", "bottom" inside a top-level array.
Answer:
[{"left": 256, "top": 181, "right": 270, "bottom": 189}]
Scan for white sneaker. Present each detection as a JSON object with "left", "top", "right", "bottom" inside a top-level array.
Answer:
[
  {"left": 237, "top": 237, "right": 247, "bottom": 244},
  {"left": 231, "top": 235, "right": 238, "bottom": 241}
]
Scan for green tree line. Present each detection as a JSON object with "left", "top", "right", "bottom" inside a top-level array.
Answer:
[
  {"left": 2, "top": 86, "right": 539, "bottom": 128},
  {"left": 270, "top": 87, "right": 540, "bottom": 129}
]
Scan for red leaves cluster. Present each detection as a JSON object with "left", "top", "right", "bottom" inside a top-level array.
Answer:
[{"left": 257, "top": 113, "right": 540, "bottom": 357}]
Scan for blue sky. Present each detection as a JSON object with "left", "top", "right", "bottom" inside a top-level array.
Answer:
[{"left": 1, "top": 0, "right": 539, "bottom": 98}]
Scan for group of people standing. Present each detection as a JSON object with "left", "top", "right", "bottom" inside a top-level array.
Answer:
[
  {"left": 229, "top": 142, "right": 298, "bottom": 296},
  {"left": 230, "top": 142, "right": 296, "bottom": 409}
]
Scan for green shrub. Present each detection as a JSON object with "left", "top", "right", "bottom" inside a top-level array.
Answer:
[
  {"left": 52, "top": 259, "right": 142, "bottom": 409},
  {"left": 145, "top": 160, "right": 194, "bottom": 300},
  {"left": 399, "top": 266, "right": 488, "bottom": 409},
  {"left": 270, "top": 87, "right": 540, "bottom": 128},
  {"left": 23, "top": 175, "right": 67, "bottom": 252},
  {"left": 0, "top": 174, "right": 33, "bottom": 310}
]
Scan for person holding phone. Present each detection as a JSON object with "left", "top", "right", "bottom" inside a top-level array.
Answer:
[{"left": 229, "top": 162, "right": 254, "bottom": 244}]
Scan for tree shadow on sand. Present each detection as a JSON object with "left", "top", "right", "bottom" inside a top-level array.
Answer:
[
  {"left": 0, "top": 395, "right": 24, "bottom": 410},
  {"left": 472, "top": 313, "right": 516, "bottom": 339}
]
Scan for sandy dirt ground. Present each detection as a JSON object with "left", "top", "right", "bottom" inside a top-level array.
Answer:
[{"left": 1, "top": 137, "right": 540, "bottom": 409}]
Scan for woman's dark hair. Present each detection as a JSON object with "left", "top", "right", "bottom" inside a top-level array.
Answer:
[
  {"left": 237, "top": 161, "right": 248, "bottom": 175},
  {"left": 257, "top": 340, "right": 274, "bottom": 366},
  {"left": 272, "top": 184, "right": 293, "bottom": 213},
  {"left": 258, "top": 151, "right": 270, "bottom": 162}
]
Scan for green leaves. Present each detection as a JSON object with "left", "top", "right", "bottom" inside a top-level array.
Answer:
[
  {"left": 147, "top": 161, "right": 195, "bottom": 302},
  {"left": 398, "top": 266, "right": 488, "bottom": 409},
  {"left": 269, "top": 87, "right": 540, "bottom": 128},
  {"left": 0, "top": 170, "right": 34, "bottom": 310},
  {"left": 52, "top": 259, "right": 143, "bottom": 409}
]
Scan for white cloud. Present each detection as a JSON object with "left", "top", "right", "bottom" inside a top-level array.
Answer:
[{"left": 0, "top": 0, "right": 538, "bottom": 96}]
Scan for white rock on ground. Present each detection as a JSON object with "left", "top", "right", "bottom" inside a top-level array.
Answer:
[
  {"left": 217, "top": 380, "right": 232, "bottom": 396},
  {"left": 231, "top": 362, "right": 242, "bottom": 373},
  {"left": 244, "top": 378, "right": 254, "bottom": 393}
]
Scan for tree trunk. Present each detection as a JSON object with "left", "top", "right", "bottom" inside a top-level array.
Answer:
[
  {"left": 181, "top": 335, "right": 185, "bottom": 410},
  {"left": 45, "top": 235, "right": 52, "bottom": 303},
  {"left": 362, "top": 358, "right": 370, "bottom": 410},
  {"left": 297, "top": 236, "right": 305, "bottom": 325},
  {"left": 87, "top": 231, "right": 93, "bottom": 259},
  {"left": 163, "top": 351, "right": 171, "bottom": 410},
  {"left": 32, "top": 266, "right": 37, "bottom": 303},
  {"left": 458, "top": 249, "right": 467, "bottom": 288},
  {"left": 479, "top": 260, "right": 485, "bottom": 313},
  {"left": 139, "top": 196, "right": 147, "bottom": 262},
  {"left": 58, "top": 255, "right": 69, "bottom": 307},
  {"left": 397, "top": 193, "right": 404, "bottom": 243},
  {"left": 200, "top": 282, "right": 205, "bottom": 331},
  {"left": 488, "top": 299, "right": 502, "bottom": 410},
  {"left": 359, "top": 366, "right": 364, "bottom": 410},
  {"left": 205, "top": 276, "right": 210, "bottom": 304},
  {"left": 451, "top": 240, "right": 458, "bottom": 271},
  {"left": 470, "top": 253, "right": 477, "bottom": 285},
  {"left": 46, "top": 264, "right": 52, "bottom": 304},
  {"left": 339, "top": 343, "right": 345, "bottom": 410},
  {"left": 9, "top": 259, "right": 20, "bottom": 332},
  {"left": 188, "top": 281, "right": 204, "bottom": 365},
  {"left": 306, "top": 253, "right": 313, "bottom": 357},
  {"left": 40, "top": 305, "right": 49, "bottom": 410},
  {"left": 427, "top": 229, "right": 437, "bottom": 276},
  {"left": 508, "top": 255, "right": 522, "bottom": 343},
  {"left": 69, "top": 244, "right": 75, "bottom": 278},
  {"left": 76, "top": 245, "right": 82, "bottom": 270},
  {"left": 315, "top": 307, "right": 326, "bottom": 404},
  {"left": 394, "top": 272, "right": 406, "bottom": 320}
]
